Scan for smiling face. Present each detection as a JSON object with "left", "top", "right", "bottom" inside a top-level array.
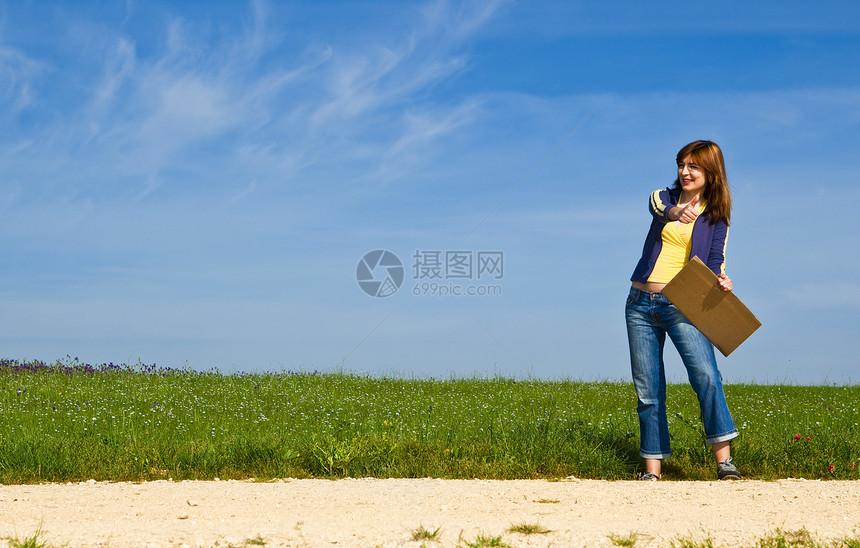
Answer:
[
  {"left": 673, "top": 140, "right": 732, "bottom": 224},
  {"left": 677, "top": 155, "right": 707, "bottom": 197}
]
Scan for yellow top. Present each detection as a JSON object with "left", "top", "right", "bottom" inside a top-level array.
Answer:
[{"left": 647, "top": 217, "right": 695, "bottom": 284}]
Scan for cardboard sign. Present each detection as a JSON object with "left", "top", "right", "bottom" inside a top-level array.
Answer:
[{"left": 661, "top": 256, "right": 761, "bottom": 357}]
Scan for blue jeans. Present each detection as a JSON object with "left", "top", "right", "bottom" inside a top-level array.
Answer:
[{"left": 625, "top": 287, "right": 738, "bottom": 459}]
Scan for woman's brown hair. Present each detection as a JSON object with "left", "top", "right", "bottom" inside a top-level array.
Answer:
[{"left": 673, "top": 140, "right": 732, "bottom": 226}]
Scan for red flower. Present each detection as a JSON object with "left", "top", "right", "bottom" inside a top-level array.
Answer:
[
  {"left": 794, "top": 434, "right": 801, "bottom": 441},
  {"left": 828, "top": 464, "right": 835, "bottom": 473},
  {"left": 806, "top": 437, "right": 811, "bottom": 442},
  {"left": 850, "top": 463, "right": 857, "bottom": 469}
]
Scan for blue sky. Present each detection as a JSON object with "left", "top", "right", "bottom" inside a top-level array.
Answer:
[{"left": 2, "top": 1, "right": 859, "bottom": 383}]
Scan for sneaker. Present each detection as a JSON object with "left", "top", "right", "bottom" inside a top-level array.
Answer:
[
  {"left": 640, "top": 472, "right": 660, "bottom": 481},
  {"left": 717, "top": 457, "right": 741, "bottom": 480}
]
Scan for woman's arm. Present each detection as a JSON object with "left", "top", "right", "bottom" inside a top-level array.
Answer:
[
  {"left": 709, "top": 222, "right": 731, "bottom": 292},
  {"left": 649, "top": 188, "right": 699, "bottom": 223},
  {"left": 648, "top": 189, "right": 674, "bottom": 222}
]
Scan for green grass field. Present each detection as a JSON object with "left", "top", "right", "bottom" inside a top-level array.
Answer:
[{"left": 1, "top": 358, "right": 857, "bottom": 483}]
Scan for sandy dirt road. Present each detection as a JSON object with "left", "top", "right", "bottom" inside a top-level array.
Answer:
[{"left": 1, "top": 478, "right": 858, "bottom": 547}]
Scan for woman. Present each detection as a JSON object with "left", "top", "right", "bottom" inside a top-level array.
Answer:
[{"left": 626, "top": 140, "right": 741, "bottom": 481}]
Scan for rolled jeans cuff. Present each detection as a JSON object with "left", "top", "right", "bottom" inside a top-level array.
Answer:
[
  {"left": 707, "top": 430, "right": 739, "bottom": 445},
  {"left": 640, "top": 450, "right": 673, "bottom": 460}
]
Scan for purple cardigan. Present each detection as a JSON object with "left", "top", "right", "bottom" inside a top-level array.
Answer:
[{"left": 630, "top": 187, "right": 728, "bottom": 283}]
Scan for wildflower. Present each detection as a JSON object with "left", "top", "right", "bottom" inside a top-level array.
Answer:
[
  {"left": 806, "top": 437, "right": 811, "bottom": 441},
  {"left": 794, "top": 434, "right": 801, "bottom": 441},
  {"left": 850, "top": 462, "right": 857, "bottom": 469},
  {"left": 828, "top": 464, "right": 835, "bottom": 474}
]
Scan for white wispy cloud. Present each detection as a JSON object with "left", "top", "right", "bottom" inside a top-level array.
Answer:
[
  {"left": 420, "top": 0, "right": 511, "bottom": 42},
  {"left": 88, "top": 38, "right": 136, "bottom": 124},
  {"left": 0, "top": 46, "right": 46, "bottom": 112},
  {"left": 300, "top": 0, "right": 508, "bottom": 163},
  {"left": 372, "top": 99, "right": 482, "bottom": 183},
  {"left": 3, "top": 0, "right": 513, "bottom": 210}
]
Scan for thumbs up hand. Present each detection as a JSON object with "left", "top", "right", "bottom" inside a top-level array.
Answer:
[{"left": 671, "top": 194, "right": 700, "bottom": 224}]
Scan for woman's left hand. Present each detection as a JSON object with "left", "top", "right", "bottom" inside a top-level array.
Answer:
[{"left": 717, "top": 273, "right": 733, "bottom": 292}]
